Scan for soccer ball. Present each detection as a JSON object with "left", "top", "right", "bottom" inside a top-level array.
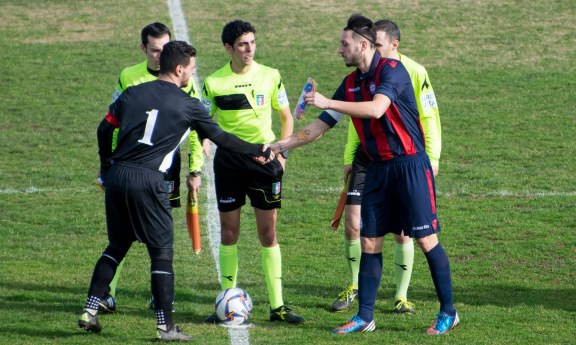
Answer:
[{"left": 215, "top": 288, "right": 253, "bottom": 325}]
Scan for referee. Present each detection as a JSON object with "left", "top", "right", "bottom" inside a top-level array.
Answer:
[{"left": 78, "top": 41, "right": 272, "bottom": 341}]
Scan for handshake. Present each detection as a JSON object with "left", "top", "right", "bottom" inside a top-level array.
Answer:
[{"left": 253, "top": 142, "right": 287, "bottom": 164}]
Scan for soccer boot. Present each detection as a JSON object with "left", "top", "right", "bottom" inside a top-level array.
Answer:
[
  {"left": 98, "top": 294, "right": 116, "bottom": 314},
  {"left": 78, "top": 310, "right": 102, "bottom": 333},
  {"left": 203, "top": 311, "right": 222, "bottom": 324},
  {"left": 425, "top": 311, "right": 460, "bottom": 335},
  {"left": 157, "top": 325, "right": 192, "bottom": 341},
  {"left": 331, "top": 285, "right": 358, "bottom": 312},
  {"left": 331, "top": 315, "right": 376, "bottom": 334},
  {"left": 393, "top": 298, "right": 416, "bottom": 315},
  {"left": 269, "top": 305, "right": 305, "bottom": 324}
]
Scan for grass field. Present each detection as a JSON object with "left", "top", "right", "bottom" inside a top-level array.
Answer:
[{"left": 0, "top": 0, "right": 575, "bottom": 344}]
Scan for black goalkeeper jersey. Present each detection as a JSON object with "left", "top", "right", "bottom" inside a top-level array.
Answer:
[{"left": 98, "top": 79, "right": 264, "bottom": 174}]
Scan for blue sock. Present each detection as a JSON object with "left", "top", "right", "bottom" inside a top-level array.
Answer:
[
  {"left": 425, "top": 243, "right": 455, "bottom": 315},
  {"left": 357, "top": 252, "right": 382, "bottom": 323}
]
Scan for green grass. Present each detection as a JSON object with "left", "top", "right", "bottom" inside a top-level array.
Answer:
[{"left": 1, "top": 0, "right": 575, "bottom": 344}]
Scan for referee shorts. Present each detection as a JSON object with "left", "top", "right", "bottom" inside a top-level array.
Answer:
[
  {"left": 214, "top": 148, "right": 284, "bottom": 212},
  {"left": 361, "top": 153, "right": 440, "bottom": 239},
  {"left": 105, "top": 162, "right": 174, "bottom": 249},
  {"left": 346, "top": 147, "right": 371, "bottom": 205}
]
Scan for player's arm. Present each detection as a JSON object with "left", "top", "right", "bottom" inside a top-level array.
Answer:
[
  {"left": 96, "top": 111, "right": 120, "bottom": 183},
  {"left": 306, "top": 91, "right": 391, "bottom": 119},
  {"left": 415, "top": 70, "right": 441, "bottom": 175}
]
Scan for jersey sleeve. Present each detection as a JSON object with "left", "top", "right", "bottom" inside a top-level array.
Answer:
[
  {"left": 344, "top": 121, "right": 360, "bottom": 165},
  {"left": 318, "top": 81, "right": 346, "bottom": 127},
  {"left": 188, "top": 130, "right": 204, "bottom": 172},
  {"left": 271, "top": 71, "right": 290, "bottom": 110},
  {"left": 375, "top": 60, "right": 411, "bottom": 103},
  {"left": 413, "top": 68, "right": 441, "bottom": 167}
]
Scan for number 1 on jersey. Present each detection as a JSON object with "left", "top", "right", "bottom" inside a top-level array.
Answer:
[{"left": 138, "top": 109, "right": 159, "bottom": 146}]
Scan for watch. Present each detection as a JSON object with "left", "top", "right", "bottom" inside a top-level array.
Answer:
[
  {"left": 280, "top": 150, "right": 289, "bottom": 159},
  {"left": 190, "top": 170, "right": 202, "bottom": 177}
]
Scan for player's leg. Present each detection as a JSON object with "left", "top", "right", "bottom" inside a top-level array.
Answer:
[
  {"left": 331, "top": 204, "right": 361, "bottom": 311},
  {"left": 401, "top": 155, "right": 457, "bottom": 334},
  {"left": 332, "top": 150, "right": 367, "bottom": 311},
  {"left": 392, "top": 231, "right": 415, "bottom": 314},
  {"left": 219, "top": 208, "right": 241, "bottom": 290}
]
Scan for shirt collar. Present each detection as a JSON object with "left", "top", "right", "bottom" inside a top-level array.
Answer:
[{"left": 355, "top": 52, "right": 381, "bottom": 81}]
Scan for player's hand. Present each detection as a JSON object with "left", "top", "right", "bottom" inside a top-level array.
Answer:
[
  {"left": 252, "top": 144, "right": 274, "bottom": 165},
  {"left": 432, "top": 164, "right": 439, "bottom": 177},
  {"left": 202, "top": 139, "right": 212, "bottom": 158},
  {"left": 186, "top": 175, "right": 201, "bottom": 202},
  {"left": 343, "top": 164, "right": 352, "bottom": 183},
  {"left": 304, "top": 91, "right": 330, "bottom": 110}
]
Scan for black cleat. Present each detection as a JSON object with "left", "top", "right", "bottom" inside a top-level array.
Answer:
[
  {"left": 269, "top": 305, "right": 305, "bottom": 324},
  {"left": 78, "top": 310, "right": 102, "bottom": 333}
]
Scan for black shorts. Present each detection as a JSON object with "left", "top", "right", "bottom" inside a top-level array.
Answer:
[
  {"left": 105, "top": 162, "right": 174, "bottom": 249},
  {"left": 346, "top": 147, "right": 371, "bottom": 205},
  {"left": 214, "top": 148, "right": 284, "bottom": 212},
  {"left": 163, "top": 147, "right": 181, "bottom": 208}
]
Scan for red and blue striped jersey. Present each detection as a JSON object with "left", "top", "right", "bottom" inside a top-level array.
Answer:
[{"left": 319, "top": 53, "right": 425, "bottom": 161}]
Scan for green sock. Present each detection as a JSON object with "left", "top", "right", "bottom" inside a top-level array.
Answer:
[
  {"left": 344, "top": 237, "right": 361, "bottom": 288},
  {"left": 394, "top": 240, "right": 414, "bottom": 300},
  {"left": 261, "top": 245, "right": 283, "bottom": 309},
  {"left": 219, "top": 244, "right": 238, "bottom": 290},
  {"left": 108, "top": 259, "right": 125, "bottom": 297}
]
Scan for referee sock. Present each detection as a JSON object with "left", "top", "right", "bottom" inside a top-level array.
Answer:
[
  {"left": 357, "top": 252, "right": 382, "bottom": 323},
  {"left": 108, "top": 258, "right": 125, "bottom": 297},
  {"left": 393, "top": 240, "right": 414, "bottom": 301},
  {"left": 344, "top": 236, "right": 361, "bottom": 288},
  {"left": 425, "top": 243, "right": 455, "bottom": 315},
  {"left": 219, "top": 244, "right": 238, "bottom": 290},
  {"left": 261, "top": 245, "right": 283, "bottom": 309}
]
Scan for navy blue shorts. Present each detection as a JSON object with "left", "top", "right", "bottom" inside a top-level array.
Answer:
[
  {"left": 214, "top": 148, "right": 284, "bottom": 212},
  {"left": 361, "top": 153, "right": 440, "bottom": 239}
]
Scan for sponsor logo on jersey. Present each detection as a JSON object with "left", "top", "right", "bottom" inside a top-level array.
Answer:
[
  {"left": 272, "top": 182, "right": 281, "bottom": 199},
  {"left": 234, "top": 83, "right": 252, "bottom": 88},
  {"left": 219, "top": 197, "right": 236, "bottom": 204},
  {"left": 256, "top": 94, "right": 265, "bottom": 106},
  {"left": 420, "top": 92, "right": 437, "bottom": 110},
  {"left": 347, "top": 87, "right": 360, "bottom": 93}
]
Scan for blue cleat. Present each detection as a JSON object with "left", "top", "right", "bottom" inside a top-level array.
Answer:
[
  {"left": 425, "top": 311, "right": 460, "bottom": 335},
  {"left": 331, "top": 315, "right": 376, "bottom": 334}
]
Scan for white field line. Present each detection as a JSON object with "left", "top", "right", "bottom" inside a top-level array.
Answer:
[
  {"left": 2, "top": 186, "right": 576, "bottom": 198},
  {"left": 166, "top": 1, "right": 250, "bottom": 344}
]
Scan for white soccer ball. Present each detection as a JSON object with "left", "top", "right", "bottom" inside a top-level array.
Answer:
[{"left": 215, "top": 288, "right": 253, "bottom": 325}]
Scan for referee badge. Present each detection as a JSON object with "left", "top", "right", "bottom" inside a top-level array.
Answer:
[
  {"left": 272, "top": 182, "right": 281, "bottom": 199},
  {"left": 256, "top": 94, "right": 265, "bottom": 106}
]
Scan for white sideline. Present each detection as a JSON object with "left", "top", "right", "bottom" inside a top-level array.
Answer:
[{"left": 166, "top": 1, "right": 250, "bottom": 344}]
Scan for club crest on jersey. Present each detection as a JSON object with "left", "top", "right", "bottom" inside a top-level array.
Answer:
[
  {"left": 256, "top": 94, "right": 265, "bottom": 106},
  {"left": 272, "top": 182, "right": 281, "bottom": 199},
  {"left": 369, "top": 82, "right": 376, "bottom": 94}
]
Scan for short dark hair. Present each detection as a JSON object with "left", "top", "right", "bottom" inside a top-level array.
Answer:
[
  {"left": 221, "top": 19, "right": 256, "bottom": 46},
  {"left": 344, "top": 13, "right": 376, "bottom": 45},
  {"left": 141, "top": 22, "right": 172, "bottom": 46},
  {"left": 374, "top": 19, "right": 401, "bottom": 42},
  {"left": 159, "top": 41, "right": 197, "bottom": 74}
]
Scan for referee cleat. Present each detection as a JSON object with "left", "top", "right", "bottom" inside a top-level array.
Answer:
[
  {"left": 98, "top": 294, "right": 116, "bottom": 314},
  {"left": 157, "top": 325, "right": 192, "bottom": 341},
  {"left": 425, "top": 311, "right": 460, "bottom": 335},
  {"left": 270, "top": 305, "right": 305, "bottom": 324},
  {"left": 331, "top": 285, "right": 358, "bottom": 312},
  {"left": 331, "top": 315, "right": 376, "bottom": 334},
  {"left": 78, "top": 310, "right": 102, "bottom": 333},
  {"left": 393, "top": 298, "right": 416, "bottom": 315},
  {"left": 203, "top": 311, "right": 222, "bottom": 324}
]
